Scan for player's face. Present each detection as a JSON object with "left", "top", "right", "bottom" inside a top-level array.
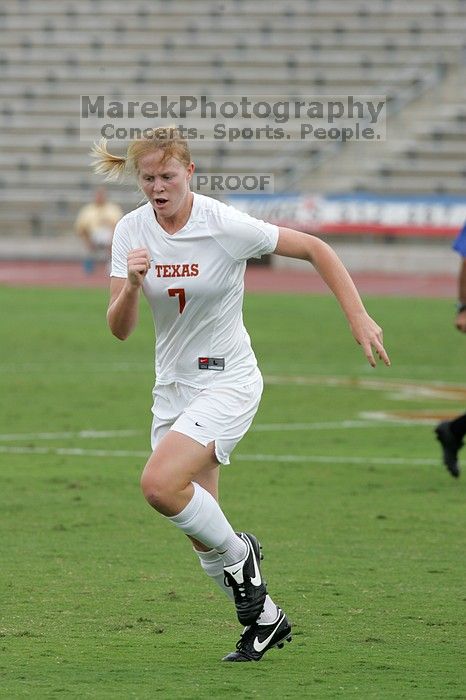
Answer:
[{"left": 138, "top": 151, "right": 194, "bottom": 220}]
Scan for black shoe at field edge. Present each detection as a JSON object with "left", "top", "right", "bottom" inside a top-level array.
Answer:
[
  {"left": 435, "top": 421, "right": 462, "bottom": 478},
  {"left": 223, "top": 532, "right": 267, "bottom": 626},
  {"left": 222, "top": 607, "right": 292, "bottom": 662}
]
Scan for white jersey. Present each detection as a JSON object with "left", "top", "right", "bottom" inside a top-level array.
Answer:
[{"left": 111, "top": 193, "right": 279, "bottom": 388}]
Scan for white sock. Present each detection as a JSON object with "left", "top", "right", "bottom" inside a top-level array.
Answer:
[
  {"left": 257, "top": 595, "right": 280, "bottom": 625},
  {"left": 167, "top": 482, "right": 246, "bottom": 561},
  {"left": 195, "top": 548, "right": 281, "bottom": 623},
  {"left": 195, "top": 548, "right": 234, "bottom": 601},
  {"left": 216, "top": 531, "right": 248, "bottom": 566}
]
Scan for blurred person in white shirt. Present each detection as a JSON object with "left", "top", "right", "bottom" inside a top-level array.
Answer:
[{"left": 75, "top": 186, "right": 123, "bottom": 274}]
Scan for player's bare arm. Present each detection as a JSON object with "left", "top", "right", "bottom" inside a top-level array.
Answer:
[
  {"left": 107, "top": 248, "right": 151, "bottom": 340},
  {"left": 77, "top": 224, "right": 93, "bottom": 248},
  {"left": 274, "top": 227, "right": 390, "bottom": 368}
]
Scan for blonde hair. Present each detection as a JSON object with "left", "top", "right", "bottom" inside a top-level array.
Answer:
[{"left": 91, "top": 126, "right": 192, "bottom": 181}]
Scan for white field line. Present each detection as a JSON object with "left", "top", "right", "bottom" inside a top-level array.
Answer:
[
  {"left": 0, "top": 444, "right": 439, "bottom": 466},
  {"left": 253, "top": 418, "right": 437, "bottom": 431},
  {"left": 265, "top": 375, "right": 466, "bottom": 390},
  {"left": 0, "top": 429, "right": 144, "bottom": 442},
  {"left": 239, "top": 454, "right": 440, "bottom": 466},
  {"left": 0, "top": 418, "right": 435, "bottom": 443},
  {"left": 0, "top": 362, "right": 151, "bottom": 374},
  {"left": 0, "top": 445, "right": 148, "bottom": 458},
  {"left": 264, "top": 375, "right": 466, "bottom": 401},
  {"left": 358, "top": 412, "right": 439, "bottom": 425}
]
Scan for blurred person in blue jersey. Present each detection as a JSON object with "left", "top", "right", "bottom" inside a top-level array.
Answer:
[
  {"left": 435, "top": 221, "right": 466, "bottom": 478},
  {"left": 75, "top": 186, "right": 123, "bottom": 274}
]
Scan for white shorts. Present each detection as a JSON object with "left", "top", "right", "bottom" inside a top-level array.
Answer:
[{"left": 150, "top": 375, "right": 264, "bottom": 465}]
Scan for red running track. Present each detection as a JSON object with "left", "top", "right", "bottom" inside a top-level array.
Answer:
[{"left": 0, "top": 260, "right": 456, "bottom": 298}]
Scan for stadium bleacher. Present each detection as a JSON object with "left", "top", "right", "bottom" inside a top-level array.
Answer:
[{"left": 1, "top": 0, "right": 465, "bottom": 236}]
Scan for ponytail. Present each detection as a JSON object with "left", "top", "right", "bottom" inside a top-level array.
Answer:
[
  {"left": 91, "top": 127, "right": 192, "bottom": 181},
  {"left": 91, "top": 138, "right": 127, "bottom": 181}
]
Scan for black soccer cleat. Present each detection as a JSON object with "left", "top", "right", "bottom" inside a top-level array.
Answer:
[
  {"left": 222, "top": 607, "right": 292, "bottom": 662},
  {"left": 223, "top": 532, "right": 267, "bottom": 626},
  {"left": 435, "top": 421, "right": 462, "bottom": 478}
]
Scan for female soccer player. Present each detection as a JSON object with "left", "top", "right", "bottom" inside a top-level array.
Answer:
[
  {"left": 435, "top": 221, "right": 466, "bottom": 478},
  {"left": 92, "top": 127, "right": 390, "bottom": 662}
]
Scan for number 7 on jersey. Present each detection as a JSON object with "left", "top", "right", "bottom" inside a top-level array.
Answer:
[{"left": 168, "top": 288, "right": 186, "bottom": 314}]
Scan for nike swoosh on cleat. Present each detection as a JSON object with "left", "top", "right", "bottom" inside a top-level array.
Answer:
[
  {"left": 253, "top": 617, "right": 285, "bottom": 653},
  {"left": 249, "top": 545, "right": 262, "bottom": 586}
]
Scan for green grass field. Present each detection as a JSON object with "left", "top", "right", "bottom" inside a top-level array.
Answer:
[{"left": 1, "top": 286, "right": 465, "bottom": 699}]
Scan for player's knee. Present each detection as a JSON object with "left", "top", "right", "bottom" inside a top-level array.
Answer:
[{"left": 140, "top": 467, "right": 171, "bottom": 510}]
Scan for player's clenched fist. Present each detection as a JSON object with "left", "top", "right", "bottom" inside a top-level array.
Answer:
[{"left": 127, "top": 248, "right": 151, "bottom": 287}]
